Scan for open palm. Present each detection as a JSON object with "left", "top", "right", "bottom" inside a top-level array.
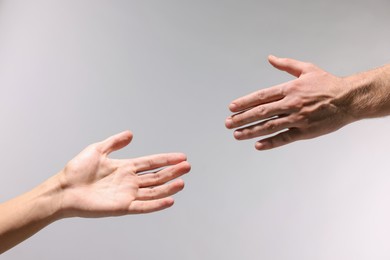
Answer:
[{"left": 58, "top": 131, "right": 190, "bottom": 218}]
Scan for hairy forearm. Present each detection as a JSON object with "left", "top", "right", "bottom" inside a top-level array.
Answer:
[
  {"left": 0, "top": 175, "right": 63, "bottom": 254},
  {"left": 341, "top": 64, "right": 390, "bottom": 120}
]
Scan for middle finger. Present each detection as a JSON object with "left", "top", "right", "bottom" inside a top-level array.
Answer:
[
  {"left": 138, "top": 161, "right": 191, "bottom": 188},
  {"left": 226, "top": 100, "right": 287, "bottom": 129}
]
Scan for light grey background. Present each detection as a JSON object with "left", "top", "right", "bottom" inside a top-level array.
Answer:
[{"left": 1, "top": 0, "right": 390, "bottom": 259}]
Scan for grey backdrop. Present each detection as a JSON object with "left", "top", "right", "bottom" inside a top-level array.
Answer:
[{"left": 1, "top": 0, "right": 390, "bottom": 259}]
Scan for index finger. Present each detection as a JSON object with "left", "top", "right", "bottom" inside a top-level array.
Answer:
[
  {"left": 229, "top": 84, "right": 285, "bottom": 113},
  {"left": 132, "top": 153, "right": 187, "bottom": 173}
]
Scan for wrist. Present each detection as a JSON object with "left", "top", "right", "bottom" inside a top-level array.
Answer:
[
  {"left": 0, "top": 175, "right": 66, "bottom": 253},
  {"left": 341, "top": 65, "right": 390, "bottom": 120},
  {"left": 31, "top": 174, "right": 67, "bottom": 222},
  {"left": 52, "top": 170, "right": 82, "bottom": 219},
  {"left": 343, "top": 73, "right": 373, "bottom": 120}
]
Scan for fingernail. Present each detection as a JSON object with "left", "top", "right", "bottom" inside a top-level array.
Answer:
[
  {"left": 255, "top": 142, "right": 265, "bottom": 150},
  {"left": 229, "top": 103, "right": 237, "bottom": 111},
  {"left": 225, "top": 118, "right": 233, "bottom": 128},
  {"left": 234, "top": 130, "right": 242, "bottom": 139}
]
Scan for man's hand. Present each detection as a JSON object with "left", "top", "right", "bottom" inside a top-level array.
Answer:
[
  {"left": 225, "top": 55, "right": 357, "bottom": 150},
  {"left": 57, "top": 131, "right": 190, "bottom": 218}
]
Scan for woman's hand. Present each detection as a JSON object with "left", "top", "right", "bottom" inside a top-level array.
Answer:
[{"left": 58, "top": 131, "right": 190, "bottom": 218}]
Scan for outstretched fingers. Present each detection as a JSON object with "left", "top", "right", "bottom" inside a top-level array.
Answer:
[
  {"left": 268, "top": 55, "right": 307, "bottom": 78},
  {"left": 138, "top": 161, "right": 191, "bottom": 188},
  {"left": 128, "top": 161, "right": 190, "bottom": 214},
  {"left": 128, "top": 198, "right": 175, "bottom": 214},
  {"left": 99, "top": 131, "right": 133, "bottom": 155},
  {"left": 227, "top": 55, "right": 308, "bottom": 115},
  {"left": 226, "top": 100, "right": 288, "bottom": 129},
  {"left": 228, "top": 84, "right": 285, "bottom": 114},
  {"left": 129, "top": 180, "right": 184, "bottom": 214},
  {"left": 136, "top": 179, "right": 185, "bottom": 201},
  {"left": 255, "top": 128, "right": 303, "bottom": 150},
  {"left": 133, "top": 153, "right": 187, "bottom": 173},
  {"left": 234, "top": 116, "right": 293, "bottom": 140}
]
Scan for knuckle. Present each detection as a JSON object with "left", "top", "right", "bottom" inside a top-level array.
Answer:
[
  {"left": 280, "top": 133, "right": 292, "bottom": 143},
  {"left": 295, "top": 115, "right": 309, "bottom": 128},
  {"left": 241, "top": 128, "right": 253, "bottom": 138},
  {"left": 303, "top": 62, "right": 315, "bottom": 71},
  {"left": 255, "top": 106, "right": 266, "bottom": 117},
  {"left": 298, "top": 107, "right": 312, "bottom": 121},
  {"left": 283, "top": 94, "right": 304, "bottom": 111},
  {"left": 152, "top": 172, "right": 162, "bottom": 182},
  {"left": 280, "top": 84, "right": 288, "bottom": 96},
  {"left": 286, "top": 115, "right": 297, "bottom": 125},
  {"left": 231, "top": 115, "right": 242, "bottom": 125},
  {"left": 284, "top": 82, "right": 298, "bottom": 95},
  {"left": 88, "top": 143, "right": 101, "bottom": 153},
  {"left": 291, "top": 97, "right": 304, "bottom": 110},
  {"left": 148, "top": 188, "right": 157, "bottom": 199},
  {"left": 256, "top": 90, "right": 265, "bottom": 100},
  {"left": 146, "top": 158, "right": 154, "bottom": 167},
  {"left": 264, "top": 121, "right": 278, "bottom": 131},
  {"left": 287, "top": 81, "right": 301, "bottom": 92},
  {"left": 233, "top": 112, "right": 249, "bottom": 125}
]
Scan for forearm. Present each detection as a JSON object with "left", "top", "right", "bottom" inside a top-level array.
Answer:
[
  {"left": 0, "top": 131, "right": 189, "bottom": 253},
  {"left": 342, "top": 64, "right": 390, "bottom": 120},
  {"left": 0, "top": 175, "right": 63, "bottom": 254}
]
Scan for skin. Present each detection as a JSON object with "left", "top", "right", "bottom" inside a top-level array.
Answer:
[
  {"left": 0, "top": 130, "right": 191, "bottom": 254},
  {"left": 226, "top": 55, "right": 390, "bottom": 150}
]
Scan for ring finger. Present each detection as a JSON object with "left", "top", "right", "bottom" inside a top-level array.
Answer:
[
  {"left": 233, "top": 115, "right": 293, "bottom": 140},
  {"left": 137, "top": 161, "right": 191, "bottom": 188},
  {"left": 136, "top": 179, "right": 185, "bottom": 200},
  {"left": 226, "top": 100, "right": 288, "bottom": 129}
]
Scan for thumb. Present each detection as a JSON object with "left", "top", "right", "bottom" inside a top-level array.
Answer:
[
  {"left": 99, "top": 130, "right": 133, "bottom": 155},
  {"left": 268, "top": 55, "right": 307, "bottom": 77}
]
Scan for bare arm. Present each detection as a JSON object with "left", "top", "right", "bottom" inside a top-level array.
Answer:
[
  {"left": 0, "top": 131, "right": 191, "bottom": 253},
  {"left": 225, "top": 55, "right": 390, "bottom": 150}
]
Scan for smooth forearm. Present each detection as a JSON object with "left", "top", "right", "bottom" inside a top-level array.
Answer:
[
  {"left": 341, "top": 64, "right": 390, "bottom": 120},
  {"left": 0, "top": 175, "right": 63, "bottom": 254}
]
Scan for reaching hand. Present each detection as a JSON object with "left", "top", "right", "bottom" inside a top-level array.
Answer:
[
  {"left": 0, "top": 131, "right": 190, "bottom": 253},
  {"left": 225, "top": 55, "right": 356, "bottom": 150},
  {"left": 57, "top": 131, "right": 190, "bottom": 218}
]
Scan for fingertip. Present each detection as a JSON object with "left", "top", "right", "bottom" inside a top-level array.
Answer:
[
  {"left": 184, "top": 161, "right": 191, "bottom": 170},
  {"left": 169, "top": 153, "right": 187, "bottom": 162},
  {"left": 113, "top": 130, "right": 133, "bottom": 145},
  {"left": 100, "top": 130, "right": 133, "bottom": 154},
  {"left": 269, "top": 54, "right": 280, "bottom": 61},
  {"left": 179, "top": 179, "right": 185, "bottom": 189},
  {"left": 255, "top": 141, "right": 267, "bottom": 150},
  {"left": 175, "top": 179, "right": 185, "bottom": 190},
  {"left": 229, "top": 102, "right": 238, "bottom": 112},
  {"left": 164, "top": 197, "right": 175, "bottom": 207},
  {"left": 225, "top": 117, "right": 233, "bottom": 129},
  {"left": 267, "top": 56, "right": 303, "bottom": 77},
  {"left": 179, "top": 161, "right": 191, "bottom": 173},
  {"left": 122, "top": 130, "right": 133, "bottom": 142},
  {"left": 234, "top": 130, "right": 242, "bottom": 140},
  {"left": 268, "top": 54, "right": 277, "bottom": 60},
  {"left": 177, "top": 153, "right": 187, "bottom": 161},
  {"left": 124, "top": 129, "right": 133, "bottom": 136},
  {"left": 268, "top": 54, "right": 281, "bottom": 67}
]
